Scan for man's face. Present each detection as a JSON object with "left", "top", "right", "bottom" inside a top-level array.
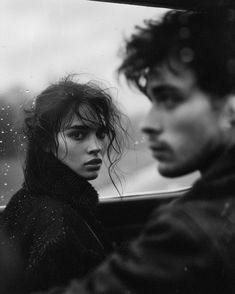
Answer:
[{"left": 142, "top": 63, "right": 227, "bottom": 177}]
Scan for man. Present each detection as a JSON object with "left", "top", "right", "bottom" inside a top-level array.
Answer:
[{"left": 40, "top": 9, "right": 235, "bottom": 294}]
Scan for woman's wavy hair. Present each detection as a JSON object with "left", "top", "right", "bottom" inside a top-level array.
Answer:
[
  {"left": 23, "top": 75, "right": 128, "bottom": 192},
  {"left": 118, "top": 9, "right": 235, "bottom": 98}
]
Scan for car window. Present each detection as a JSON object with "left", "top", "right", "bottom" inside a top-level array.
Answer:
[{"left": 0, "top": 0, "right": 199, "bottom": 205}]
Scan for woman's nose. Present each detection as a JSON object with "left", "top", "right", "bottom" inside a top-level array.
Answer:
[{"left": 87, "top": 136, "right": 102, "bottom": 155}]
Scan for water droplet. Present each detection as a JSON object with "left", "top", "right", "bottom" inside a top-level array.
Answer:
[{"left": 140, "top": 137, "right": 146, "bottom": 143}]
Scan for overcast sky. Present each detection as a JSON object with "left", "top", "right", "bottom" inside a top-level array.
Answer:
[{"left": 0, "top": 0, "right": 167, "bottom": 114}]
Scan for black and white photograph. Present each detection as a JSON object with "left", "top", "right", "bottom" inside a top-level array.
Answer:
[{"left": 0, "top": 0, "right": 235, "bottom": 293}]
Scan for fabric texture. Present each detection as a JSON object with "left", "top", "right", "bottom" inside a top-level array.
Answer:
[
  {"left": 1, "top": 154, "right": 111, "bottom": 293},
  {"left": 44, "top": 146, "right": 235, "bottom": 294}
]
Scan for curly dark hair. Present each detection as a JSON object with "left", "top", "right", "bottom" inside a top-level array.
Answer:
[
  {"left": 23, "top": 75, "right": 128, "bottom": 192},
  {"left": 119, "top": 9, "right": 235, "bottom": 97}
]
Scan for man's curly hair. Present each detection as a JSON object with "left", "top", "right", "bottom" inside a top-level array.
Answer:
[{"left": 119, "top": 9, "right": 235, "bottom": 97}]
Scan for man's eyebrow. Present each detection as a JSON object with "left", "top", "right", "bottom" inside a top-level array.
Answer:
[
  {"left": 151, "top": 85, "right": 177, "bottom": 94},
  {"left": 147, "top": 84, "right": 177, "bottom": 99}
]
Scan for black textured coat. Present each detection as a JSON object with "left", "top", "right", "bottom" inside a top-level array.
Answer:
[
  {"left": 47, "top": 146, "right": 235, "bottom": 294},
  {"left": 2, "top": 154, "right": 111, "bottom": 293}
]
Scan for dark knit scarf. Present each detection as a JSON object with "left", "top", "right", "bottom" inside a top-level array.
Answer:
[
  {"left": 23, "top": 153, "right": 112, "bottom": 252},
  {"left": 24, "top": 153, "right": 99, "bottom": 212}
]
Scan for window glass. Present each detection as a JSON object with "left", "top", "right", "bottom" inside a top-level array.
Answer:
[{"left": 0, "top": 0, "right": 199, "bottom": 204}]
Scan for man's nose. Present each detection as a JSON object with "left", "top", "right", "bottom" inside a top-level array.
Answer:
[{"left": 141, "top": 107, "right": 162, "bottom": 137}]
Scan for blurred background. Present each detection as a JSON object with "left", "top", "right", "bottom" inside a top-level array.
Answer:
[{"left": 0, "top": 0, "right": 198, "bottom": 205}]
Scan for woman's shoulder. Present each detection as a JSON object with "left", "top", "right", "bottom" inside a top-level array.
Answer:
[
  {"left": 30, "top": 195, "right": 85, "bottom": 230},
  {"left": 4, "top": 187, "right": 84, "bottom": 230}
]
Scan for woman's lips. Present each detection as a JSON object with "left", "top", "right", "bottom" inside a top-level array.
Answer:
[{"left": 85, "top": 158, "right": 102, "bottom": 169}]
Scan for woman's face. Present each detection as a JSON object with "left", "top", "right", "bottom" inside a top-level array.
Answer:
[{"left": 57, "top": 114, "right": 107, "bottom": 180}]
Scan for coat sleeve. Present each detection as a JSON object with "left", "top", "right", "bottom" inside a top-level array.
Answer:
[
  {"left": 41, "top": 203, "right": 222, "bottom": 294},
  {"left": 24, "top": 209, "right": 104, "bottom": 293}
]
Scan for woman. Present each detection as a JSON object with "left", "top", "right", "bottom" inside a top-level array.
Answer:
[{"left": 2, "top": 76, "right": 127, "bottom": 293}]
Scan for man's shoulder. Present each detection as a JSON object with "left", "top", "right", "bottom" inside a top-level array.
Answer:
[{"left": 148, "top": 189, "right": 235, "bottom": 243}]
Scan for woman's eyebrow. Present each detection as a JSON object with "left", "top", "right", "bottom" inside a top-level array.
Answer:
[{"left": 65, "top": 125, "right": 90, "bottom": 131}]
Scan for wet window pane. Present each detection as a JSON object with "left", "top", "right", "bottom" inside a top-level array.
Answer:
[{"left": 0, "top": 0, "right": 198, "bottom": 205}]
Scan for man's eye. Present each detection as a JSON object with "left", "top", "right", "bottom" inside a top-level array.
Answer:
[{"left": 157, "top": 93, "right": 181, "bottom": 109}]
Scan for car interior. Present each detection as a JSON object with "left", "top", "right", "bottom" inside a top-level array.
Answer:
[{"left": 1, "top": 0, "right": 233, "bottom": 250}]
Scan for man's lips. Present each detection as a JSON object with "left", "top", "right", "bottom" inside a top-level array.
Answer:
[
  {"left": 149, "top": 143, "right": 170, "bottom": 159},
  {"left": 149, "top": 142, "right": 168, "bottom": 152},
  {"left": 85, "top": 158, "right": 102, "bottom": 166}
]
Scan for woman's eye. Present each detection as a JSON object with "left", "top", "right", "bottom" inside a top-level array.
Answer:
[
  {"left": 69, "top": 131, "right": 86, "bottom": 140},
  {"left": 97, "top": 129, "right": 107, "bottom": 139}
]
